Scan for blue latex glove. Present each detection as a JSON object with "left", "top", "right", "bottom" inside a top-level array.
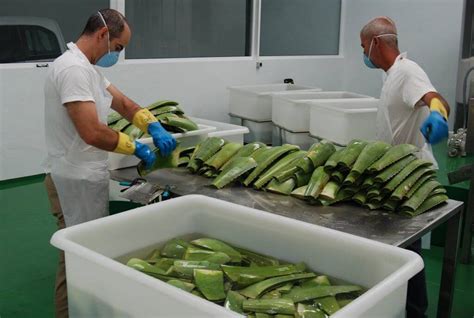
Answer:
[
  {"left": 420, "top": 111, "right": 448, "bottom": 144},
  {"left": 134, "top": 141, "right": 156, "bottom": 169},
  {"left": 148, "top": 122, "right": 177, "bottom": 157}
]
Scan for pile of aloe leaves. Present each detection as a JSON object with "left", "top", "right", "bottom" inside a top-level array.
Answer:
[{"left": 126, "top": 237, "right": 364, "bottom": 317}]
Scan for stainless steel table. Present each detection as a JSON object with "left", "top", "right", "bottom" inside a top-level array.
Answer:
[{"left": 111, "top": 167, "right": 464, "bottom": 318}]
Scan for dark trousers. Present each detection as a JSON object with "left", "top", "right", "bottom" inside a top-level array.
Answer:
[{"left": 406, "top": 239, "right": 428, "bottom": 318}]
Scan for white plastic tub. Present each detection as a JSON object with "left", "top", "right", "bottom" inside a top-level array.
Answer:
[
  {"left": 229, "top": 115, "right": 273, "bottom": 144},
  {"left": 191, "top": 117, "right": 249, "bottom": 144},
  {"left": 108, "top": 124, "right": 215, "bottom": 170},
  {"left": 51, "top": 195, "right": 423, "bottom": 318},
  {"left": 309, "top": 99, "right": 380, "bottom": 146},
  {"left": 228, "top": 83, "right": 321, "bottom": 121},
  {"left": 272, "top": 125, "right": 315, "bottom": 150},
  {"left": 272, "top": 91, "right": 375, "bottom": 132}
]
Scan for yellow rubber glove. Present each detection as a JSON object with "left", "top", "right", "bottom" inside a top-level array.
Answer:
[
  {"left": 132, "top": 108, "right": 158, "bottom": 133},
  {"left": 113, "top": 132, "right": 136, "bottom": 155},
  {"left": 429, "top": 98, "right": 448, "bottom": 120}
]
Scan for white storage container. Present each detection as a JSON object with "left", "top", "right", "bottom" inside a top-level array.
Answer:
[
  {"left": 309, "top": 99, "right": 380, "bottom": 146},
  {"left": 228, "top": 84, "right": 321, "bottom": 121},
  {"left": 229, "top": 115, "right": 273, "bottom": 144},
  {"left": 108, "top": 124, "right": 215, "bottom": 170},
  {"left": 191, "top": 117, "right": 249, "bottom": 144},
  {"left": 272, "top": 91, "right": 375, "bottom": 132},
  {"left": 272, "top": 125, "right": 315, "bottom": 150},
  {"left": 51, "top": 195, "right": 423, "bottom": 318}
]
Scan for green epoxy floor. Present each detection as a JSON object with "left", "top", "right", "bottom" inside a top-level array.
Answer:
[{"left": 0, "top": 176, "right": 473, "bottom": 317}]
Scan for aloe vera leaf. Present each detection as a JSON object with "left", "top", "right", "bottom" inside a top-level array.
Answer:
[
  {"left": 284, "top": 285, "right": 362, "bottom": 303},
  {"left": 301, "top": 275, "right": 339, "bottom": 315},
  {"left": 373, "top": 155, "right": 417, "bottom": 184},
  {"left": 390, "top": 167, "right": 434, "bottom": 201},
  {"left": 368, "top": 144, "right": 419, "bottom": 173},
  {"left": 319, "top": 181, "right": 341, "bottom": 201},
  {"left": 361, "top": 176, "right": 376, "bottom": 189},
  {"left": 291, "top": 185, "right": 310, "bottom": 200},
  {"left": 137, "top": 145, "right": 181, "bottom": 176},
  {"left": 161, "top": 238, "right": 191, "bottom": 259},
  {"left": 276, "top": 282, "right": 295, "bottom": 293},
  {"left": 266, "top": 178, "right": 296, "bottom": 195},
  {"left": 324, "top": 148, "right": 347, "bottom": 171},
  {"left": 145, "top": 248, "right": 161, "bottom": 261},
  {"left": 224, "top": 290, "right": 246, "bottom": 314},
  {"left": 151, "top": 258, "right": 176, "bottom": 272},
  {"left": 244, "top": 144, "right": 300, "bottom": 186},
  {"left": 295, "top": 170, "right": 312, "bottom": 187},
  {"left": 343, "top": 141, "right": 391, "bottom": 185},
  {"left": 402, "top": 194, "right": 448, "bottom": 217},
  {"left": 111, "top": 118, "right": 131, "bottom": 132},
  {"left": 366, "top": 186, "right": 381, "bottom": 199},
  {"left": 192, "top": 289, "right": 205, "bottom": 298},
  {"left": 406, "top": 174, "right": 436, "bottom": 199},
  {"left": 274, "top": 315, "right": 294, "bottom": 318},
  {"left": 194, "top": 269, "right": 226, "bottom": 301},
  {"left": 222, "top": 263, "right": 306, "bottom": 287},
  {"left": 242, "top": 298, "right": 296, "bottom": 315},
  {"left": 235, "top": 247, "right": 280, "bottom": 267},
  {"left": 306, "top": 141, "right": 337, "bottom": 167},
  {"left": 239, "top": 273, "right": 316, "bottom": 299},
  {"left": 382, "top": 159, "right": 433, "bottom": 194},
  {"left": 212, "top": 157, "right": 258, "bottom": 189},
  {"left": 150, "top": 105, "right": 184, "bottom": 116},
  {"left": 184, "top": 246, "right": 228, "bottom": 261},
  {"left": 187, "top": 137, "right": 226, "bottom": 172},
  {"left": 337, "top": 298, "right": 354, "bottom": 308},
  {"left": 336, "top": 140, "right": 368, "bottom": 170},
  {"left": 383, "top": 199, "right": 400, "bottom": 211},
  {"left": 126, "top": 258, "right": 168, "bottom": 276},
  {"left": 167, "top": 279, "right": 195, "bottom": 292},
  {"left": 296, "top": 303, "right": 326, "bottom": 318},
  {"left": 220, "top": 142, "right": 266, "bottom": 171},
  {"left": 191, "top": 238, "right": 242, "bottom": 262},
  {"left": 319, "top": 188, "right": 353, "bottom": 206},
  {"left": 330, "top": 170, "right": 346, "bottom": 183},
  {"left": 301, "top": 275, "right": 330, "bottom": 288},
  {"left": 399, "top": 180, "right": 442, "bottom": 213},
  {"left": 146, "top": 100, "right": 179, "bottom": 111},
  {"left": 352, "top": 191, "right": 368, "bottom": 205},
  {"left": 255, "top": 313, "right": 273, "bottom": 318},
  {"left": 304, "top": 167, "right": 331, "bottom": 199},
  {"left": 172, "top": 260, "right": 221, "bottom": 278},
  {"left": 178, "top": 156, "right": 190, "bottom": 167},
  {"left": 204, "top": 143, "right": 243, "bottom": 170},
  {"left": 261, "top": 289, "right": 282, "bottom": 299},
  {"left": 254, "top": 150, "right": 307, "bottom": 189},
  {"left": 107, "top": 111, "right": 123, "bottom": 125}
]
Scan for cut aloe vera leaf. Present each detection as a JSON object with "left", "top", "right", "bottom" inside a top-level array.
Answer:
[
  {"left": 222, "top": 263, "right": 306, "bottom": 287},
  {"left": 194, "top": 269, "right": 226, "bottom": 301},
  {"left": 172, "top": 260, "right": 220, "bottom": 279},
  {"left": 191, "top": 238, "right": 242, "bottom": 262},
  {"left": 300, "top": 275, "right": 340, "bottom": 315},
  {"left": 224, "top": 290, "right": 246, "bottom": 314},
  {"left": 184, "top": 246, "right": 229, "bottom": 262},
  {"left": 276, "top": 282, "right": 294, "bottom": 293},
  {"left": 192, "top": 289, "right": 204, "bottom": 298},
  {"left": 296, "top": 303, "right": 326, "bottom": 318},
  {"left": 145, "top": 249, "right": 161, "bottom": 261},
  {"left": 126, "top": 258, "right": 167, "bottom": 276},
  {"left": 167, "top": 279, "right": 195, "bottom": 292},
  {"left": 239, "top": 272, "right": 316, "bottom": 299},
  {"left": 301, "top": 275, "right": 330, "bottom": 288},
  {"left": 255, "top": 313, "right": 272, "bottom": 318},
  {"left": 236, "top": 247, "right": 280, "bottom": 267},
  {"left": 161, "top": 238, "right": 191, "bottom": 259},
  {"left": 274, "top": 315, "right": 295, "bottom": 318},
  {"left": 242, "top": 298, "right": 296, "bottom": 315},
  {"left": 261, "top": 289, "right": 282, "bottom": 299},
  {"left": 152, "top": 258, "right": 176, "bottom": 272},
  {"left": 284, "top": 285, "right": 362, "bottom": 303}
]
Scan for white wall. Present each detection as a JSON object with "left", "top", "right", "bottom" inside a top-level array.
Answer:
[{"left": 342, "top": 0, "right": 464, "bottom": 128}]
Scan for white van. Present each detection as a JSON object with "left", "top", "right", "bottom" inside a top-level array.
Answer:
[{"left": 0, "top": 16, "right": 66, "bottom": 63}]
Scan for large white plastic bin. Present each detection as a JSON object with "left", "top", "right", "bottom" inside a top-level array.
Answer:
[
  {"left": 272, "top": 91, "right": 375, "bottom": 132},
  {"left": 229, "top": 115, "right": 273, "bottom": 144},
  {"left": 309, "top": 99, "right": 380, "bottom": 146},
  {"left": 51, "top": 195, "right": 423, "bottom": 318},
  {"left": 228, "top": 84, "right": 321, "bottom": 121},
  {"left": 191, "top": 117, "right": 249, "bottom": 144},
  {"left": 108, "top": 124, "right": 215, "bottom": 170},
  {"left": 272, "top": 125, "right": 315, "bottom": 150}
]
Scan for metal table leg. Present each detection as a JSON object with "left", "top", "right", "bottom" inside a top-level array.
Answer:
[{"left": 437, "top": 207, "right": 462, "bottom": 318}]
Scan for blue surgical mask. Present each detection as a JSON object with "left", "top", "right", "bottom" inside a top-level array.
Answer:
[
  {"left": 96, "top": 11, "right": 120, "bottom": 68},
  {"left": 363, "top": 33, "right": 397, "bottom": 69}
]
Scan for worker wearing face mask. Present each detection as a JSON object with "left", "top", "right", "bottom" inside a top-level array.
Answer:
[
  {"left": 360, "top": 16, "right": 449, "bottom": 170},
  {"left": 360, "top": 17, "right": 450, "bottom": 318},
  {"left": 43, "top": 9, "right": 176, "bottom": 317}
]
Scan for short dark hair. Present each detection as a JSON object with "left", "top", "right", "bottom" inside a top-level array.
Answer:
[{"left": 81, "top": 8, "right": 128, "bottom": 39}]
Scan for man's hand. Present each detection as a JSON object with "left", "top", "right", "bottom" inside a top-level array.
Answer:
[
  {"left": 148, "top": 122, "right": 177, "bottom": 156},
  {"left": 134, "top": 141, "right": 156, "bottom": 169},
  {"left": 420, "top": 111, "right": 448, "bottom": 144}
]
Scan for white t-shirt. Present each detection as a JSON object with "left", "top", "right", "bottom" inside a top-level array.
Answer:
[
  {"left": 43, "top": 42, "right": 112, "bottom": 172},
  {"left": 377, "top": 52, "right": 438, "bottom": 167}
]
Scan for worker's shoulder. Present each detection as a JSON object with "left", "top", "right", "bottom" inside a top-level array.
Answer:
[
  {"left": 50, "top": 51, "right": 91, "bottom": 75},
  {"left": 397, "top": 57, "right": 427, "bottom": 76}
]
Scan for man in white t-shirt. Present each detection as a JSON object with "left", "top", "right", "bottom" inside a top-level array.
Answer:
[
  {"left": 360, "top": 17, "right": 450, "bottom": 318},
  {"left": 43, "top": 9, "right": 176, "bottom": 317}
]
